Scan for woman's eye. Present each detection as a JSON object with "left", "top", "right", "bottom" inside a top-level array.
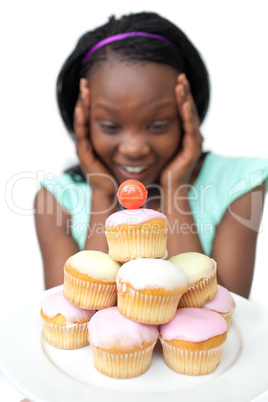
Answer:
[
  {"left": 149, "top": 121, "right": 170, "bottom": 132},
  {"left": 99, "top": 122, "right": 120, "bottom": 132}
]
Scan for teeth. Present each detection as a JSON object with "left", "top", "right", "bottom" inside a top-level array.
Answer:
[{"left": 122, "top": 165, "right": 148, "bottom": 173}]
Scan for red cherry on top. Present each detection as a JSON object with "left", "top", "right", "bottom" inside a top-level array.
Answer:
[{"left": 117, "top": 179, "right": 148, "bottom": 209}]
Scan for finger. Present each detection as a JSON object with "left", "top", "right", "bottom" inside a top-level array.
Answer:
[
  {"left": 74, "top": 101, "right": 89, "bottom": 141},
  {"left": 76, "top": 134, "right": 94, "bottom": 168},
  {"left": 175, "top": 75, "right": 186, "bottom": 120},
  {"left": 76, "top": 132, "right": 109, "bottom": 176},
  {"left": 176, "top": 74, "right": 200, "bottom": 128},
  {"left": 181, "top": 101, "right": 203, "bottom": 156},
  {"left": 73, "top": 79, "right": 90, "bottom": 141},
  {"left": 80, "top": 78, "right": 90, "bottom": 111},
  {"left": 181, "top": 101, "right": 198, "bottom": 137}
]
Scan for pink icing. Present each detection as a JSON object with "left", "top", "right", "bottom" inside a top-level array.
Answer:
[
  {"left": 87, "top": 307, "right": 159, "bottom": 349},
  {"left": 159, "top": 308, "right": 227, "bottom": 342},
  {"left": 201, "top": 285, "right": 236, "bottom": 313},
  {"left": 41, "top": 291, "right": 95, "bottom": 324},
  {"left": 105, "top": 208, "right": 167, "bottom": 227}
]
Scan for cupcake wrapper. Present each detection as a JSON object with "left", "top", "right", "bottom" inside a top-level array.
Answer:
[
  {"left": 160, "top": 339, "right": 225, "bottom": 375},
  {"left": 64, "top": 269, "right": 117, "bottom": 310},
  {"left": 90, "top": 342, "right": 156, "bottom": 378},
  {"left": 105, "top": 228, "right": 168, "bottom": 262},
  {"left": 117, "top": 282, "right": 181, "bottom": 324},
  {"left": 178, "top": 272, "right": 217, "bottom": 308},
  {"left": 219, "top": 312, "right": 233, "bottom": 331},
  {"left": 42, "top": 320, "right": 88, "bottom": 349}
]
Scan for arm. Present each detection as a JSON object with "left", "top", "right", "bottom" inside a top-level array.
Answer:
[
  {"left": 74, "top": 78, "right": 118, "bottom": 252},
  {"left": 35, "top": 79, "right": 118, "bottom": 289},
  {"left": 34, "top": 186, "right": 115, "bottom": 289},
  {"left": 160, "top": 74, "right": 266, "bottom": 298},
  {"left": 34, "top": 187, "right": 79, "bottom": 289},
  {"left": 161, "top": 74, "right": 205, "bottom": 257},
  {"left": 211, "top": 181, "right": 266, "bottom": 298}
]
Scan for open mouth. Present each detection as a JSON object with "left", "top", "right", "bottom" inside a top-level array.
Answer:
[
  {"left": 116, "top": 164, "right": 152, "bottom": 180},
  {"left": 121, "top": 165, "right": 149, "bottom": 173}
]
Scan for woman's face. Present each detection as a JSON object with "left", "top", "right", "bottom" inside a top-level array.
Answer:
[{"left": 88, "top": 59, "right": 182, "bottom": 187}]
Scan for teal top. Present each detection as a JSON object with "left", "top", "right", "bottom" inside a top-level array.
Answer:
[{"left": 41, "top": 153, "right": 268, "bottom": 256}]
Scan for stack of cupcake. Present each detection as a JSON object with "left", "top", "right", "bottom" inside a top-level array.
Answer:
[{"left": 40, "top": 179, "right": 235, "bottom": 379}]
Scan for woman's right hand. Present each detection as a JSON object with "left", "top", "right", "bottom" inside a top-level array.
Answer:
[{"left": 74, "top": 78, "right": 117, "bottom": 197}]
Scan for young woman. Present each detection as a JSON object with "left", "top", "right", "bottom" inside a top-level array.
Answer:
[{"left": 35, "top": 12, "right": 268, "bottom": 297}]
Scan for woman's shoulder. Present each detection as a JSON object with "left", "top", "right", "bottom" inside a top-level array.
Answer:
[
  {"left": 199, "top": 153, "right": 268, "bottom": 185},
  {"left": 196, "top": 152, "right": 268, "bottom": 204},
  {"left": 39, "top": 171, "right": 91, "bottom": 212},
  {"left": 41, "top": 171, "right": 87, "bottom": 186},
  {"left": 206, "top": 152, "right": 268, "bottom": 166}
]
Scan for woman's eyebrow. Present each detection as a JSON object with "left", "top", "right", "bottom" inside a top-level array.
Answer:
[
  {"left": 95, "top": 100, "right": 174, "bottom": 111},
  {"left": 152, "top": 100, "right": 175, "bottom": 109},
  {"left": 94, "top": 103, "right": 120, "bottom": 111}
]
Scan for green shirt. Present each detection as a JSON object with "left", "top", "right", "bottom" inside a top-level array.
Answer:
[{"left": 41, "top": 153, "right": 268, "bottom": 256}]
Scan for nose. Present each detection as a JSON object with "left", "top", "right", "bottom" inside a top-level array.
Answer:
[{"left": 118, "top": 132, "right": 151, "bottom": 158}]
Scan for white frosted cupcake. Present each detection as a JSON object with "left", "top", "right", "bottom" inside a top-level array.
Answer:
[
  {"left": 201, "top": 285, "right": 236, "bottom": 331},
  {"left": 41, "top": 291, "right": 95, "bottom": 349},
  {"left": 88, "top": 307, "right": 159, "bottom": 378},
  {"left": 169, "top": 252, "right": 217, "bottom": 307},
  {"left": 159, "top": 308, "right": 227, "bottom": 375},
  {"left": 105, "top": 209, "right": 168, "bottom": 262},
  {"left": 116, "top": 258, "right": 188, "bottom": 324},
  {"left": 63, "top": 250, "right": 121, "bottom": 310}
]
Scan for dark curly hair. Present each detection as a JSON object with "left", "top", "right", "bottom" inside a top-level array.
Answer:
[{"left": 57, "top": 11, "right": 210, "bottom": 140}]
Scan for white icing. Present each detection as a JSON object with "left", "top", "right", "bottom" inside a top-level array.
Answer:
[
  {"left": 169, "top": 252, "right": 216, "bottom": 285},
  {"left": 116, "top": 258, "right": 188, "bottom": 290},
  {"left": 65, "top": 250, "right": 121, "bottom": 282}
]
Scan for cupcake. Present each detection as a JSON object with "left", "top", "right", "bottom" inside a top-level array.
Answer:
[
  {"left": 159, "top": 308, "right": 227, "bottom": 375},
  {"left": 201, "top": 285, "right": 236, "bottom": 331},
  {"left": 41, "top": 290, "right": 95, "bottom": 349},
  {"left": 105, "top": 179, "right": 168, "bottom": 262},
  {"left": 63, "top": 250, "right": 121, "bottom": 310},
  {"left": 105, "top": 209, "right": 168, "bottom": 262},
  {"left": 88, "top": 307, "right": 159, "bottom": 378},
  {"left": 169, "top": 252, "right": 217, "bottom": 307},
  {"left": 116, "top": 258, "right": 188, "bottom": 324}
]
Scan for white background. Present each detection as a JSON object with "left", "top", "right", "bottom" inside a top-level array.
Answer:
[{"left": 1, "top": 0, "right": 268, "bottom": 399}]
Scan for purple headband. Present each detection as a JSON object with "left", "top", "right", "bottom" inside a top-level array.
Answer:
[{"left": 82, "top": 32, "right": 178, "bottom": 64}]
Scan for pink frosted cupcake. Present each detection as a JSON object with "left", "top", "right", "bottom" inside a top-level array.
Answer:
[
  {"left": 41, "top": 291, "right": 95, "bottom": 349},
  {"left": 116, "top": 258, "right": 188, "bottom": 324},
  {"left": 159, "top": 308, "right": 227, "bottom": 375},
  {"left": 87, "top": 307, "right": 159, "bottom": 378},
  {"left": 201, "top": 285, "right": 236, "bottom": 331},
  {"left": 105, "top": 209, "right": 168, "bottom": 262}
]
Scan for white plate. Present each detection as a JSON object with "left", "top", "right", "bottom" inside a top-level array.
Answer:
[{"left": 0, "top": 286, "right": 268, "bottom": 402}]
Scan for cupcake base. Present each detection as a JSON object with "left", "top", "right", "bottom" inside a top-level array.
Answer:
[
  {"left": 160, "top": 339, "right": 225, "bottom": 375},
  {"left": 178, "top": 272, "right": 217, "bottom": 308},
  {"left": 42, "top": 320, "right": 88, "bottom": 349},
  {"left": 117, "top": 282, "right": 182, "bottom": 325},
  {"left": 105, "top": 227, "right": 168, "bottom": 262},
  {"left": 63, "top": 269, "right": 117, "bottom": 310},
  {"left": 90, "top": 342, "right": 156, "bottom": 378}
]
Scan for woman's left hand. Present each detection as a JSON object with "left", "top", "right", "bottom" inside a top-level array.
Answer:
[{"left": 160, "top": 73, "right": 203, "bottom": 189}]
